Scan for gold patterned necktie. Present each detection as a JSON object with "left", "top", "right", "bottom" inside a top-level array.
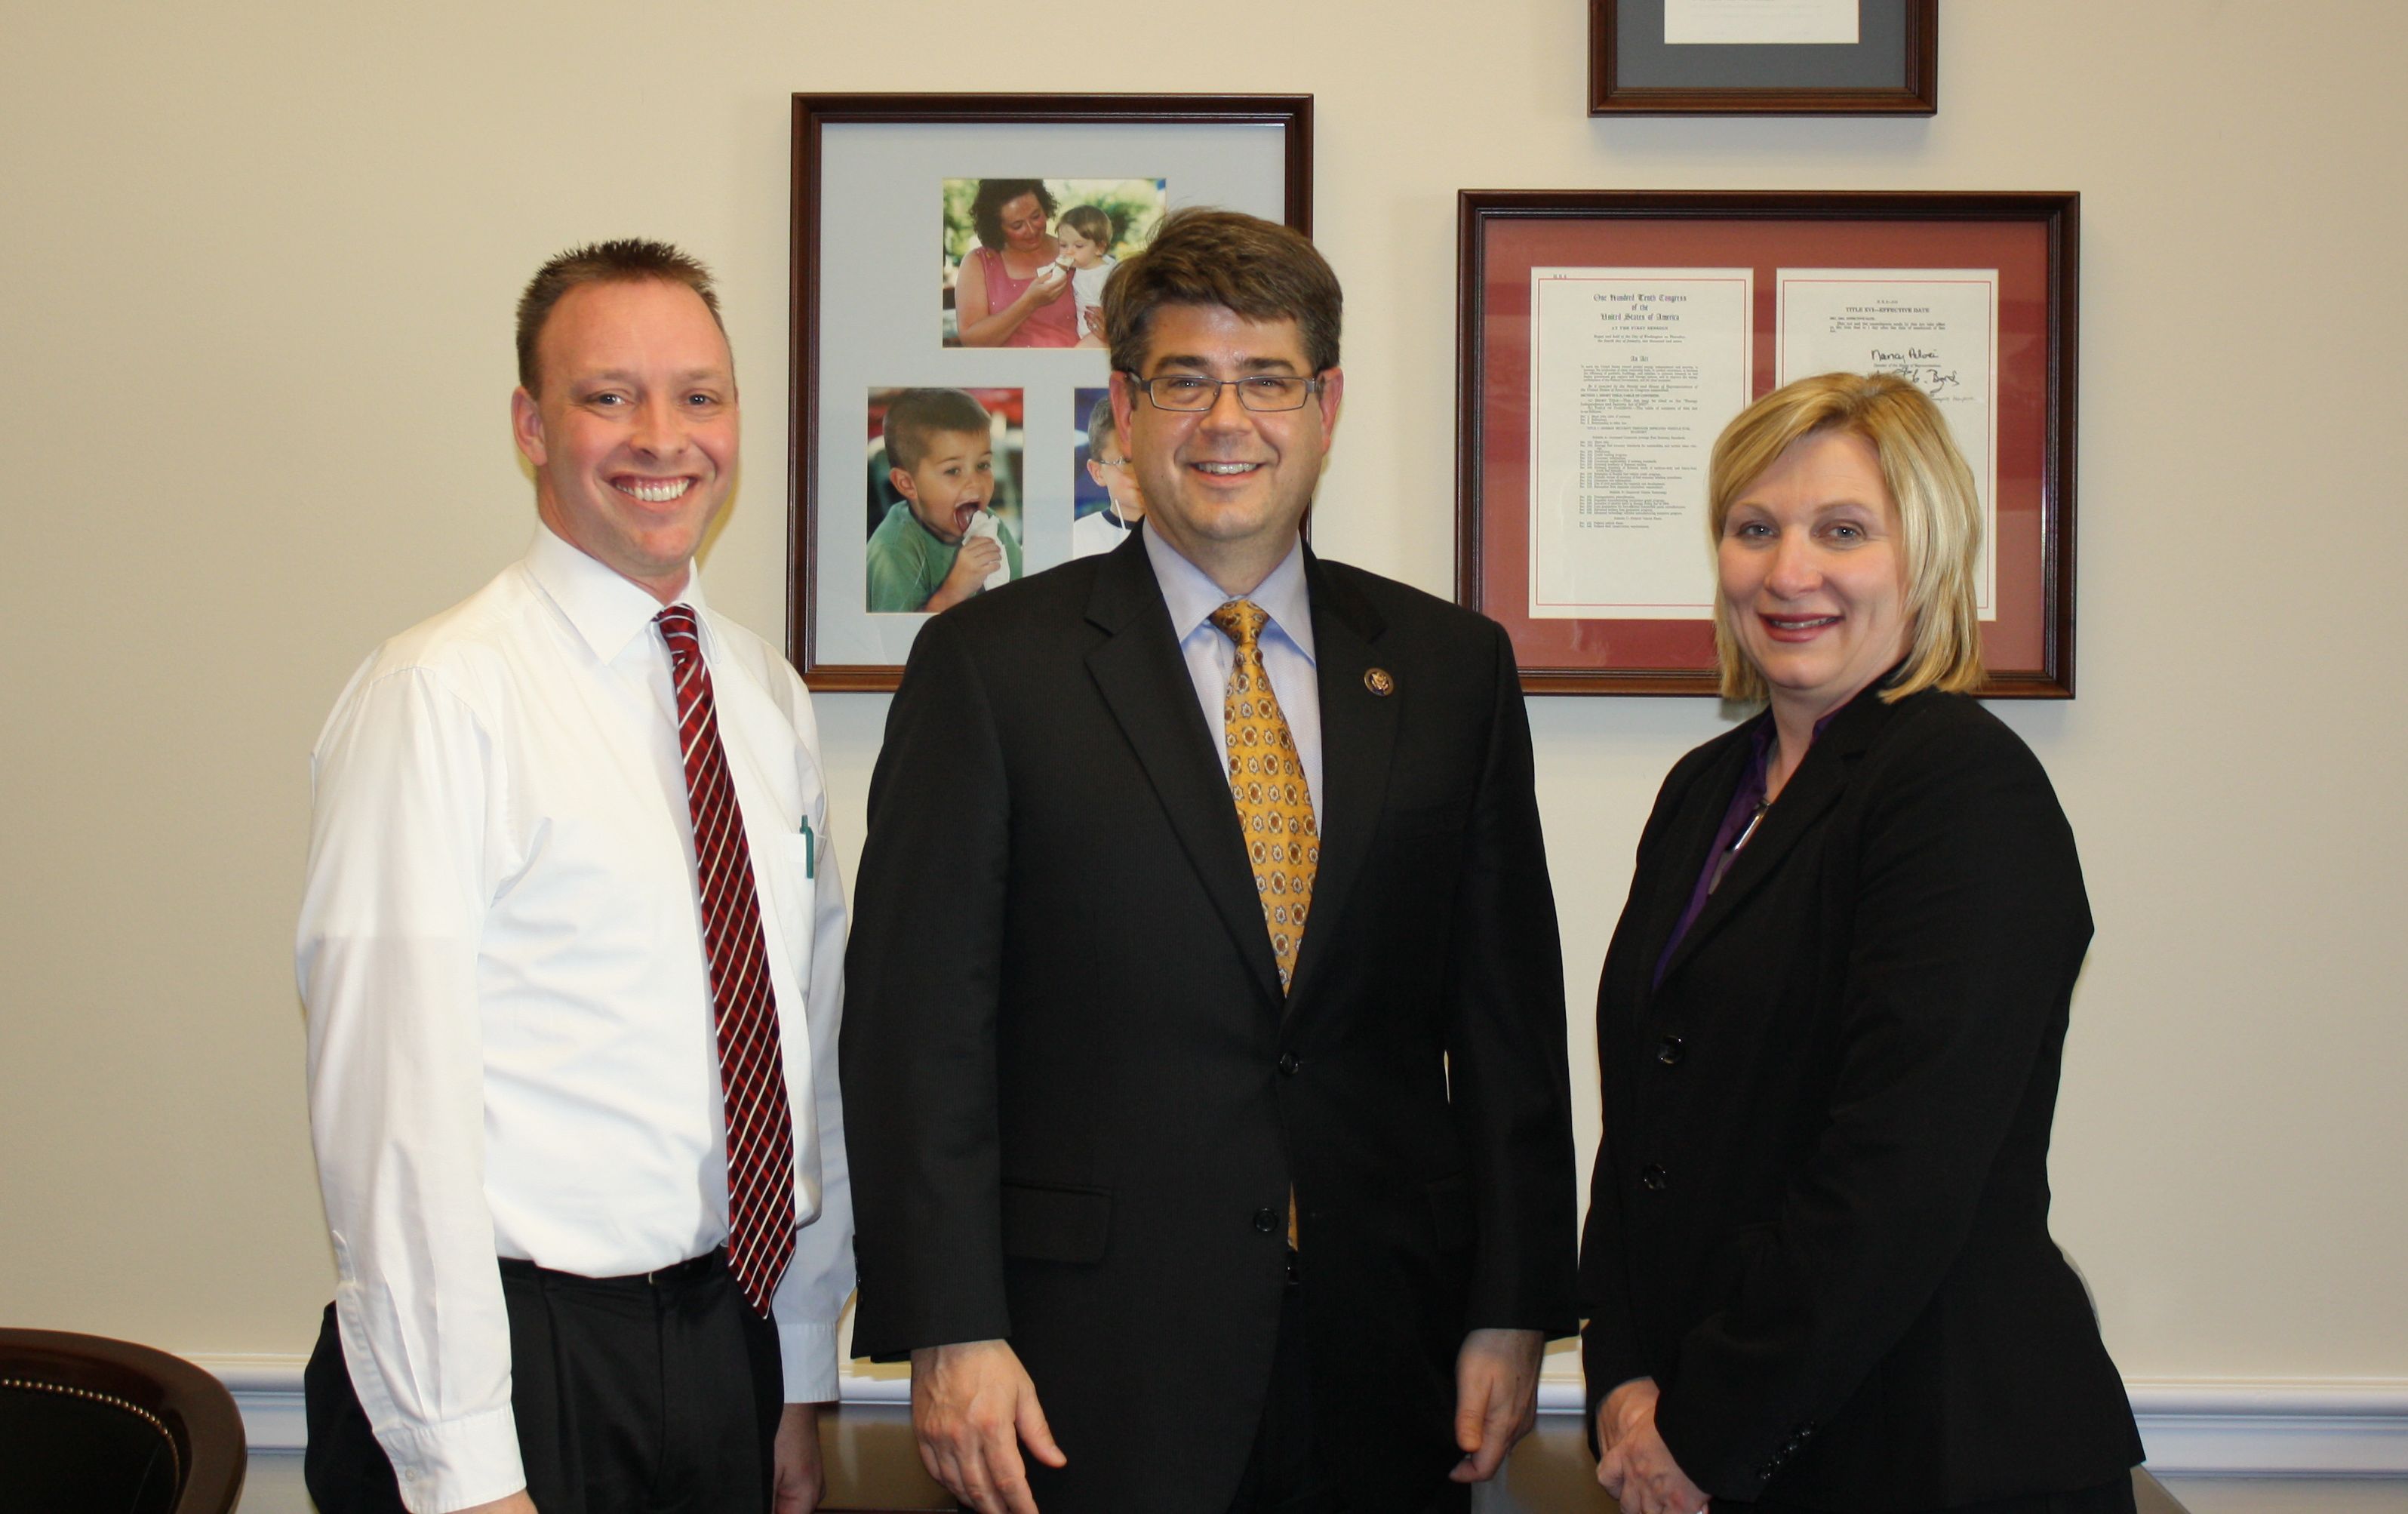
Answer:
[{"left": 1207, "top": 599, "right": 1319, "bottom": 994}]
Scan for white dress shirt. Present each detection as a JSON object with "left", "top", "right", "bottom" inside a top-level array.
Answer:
[
  {"left": 1142, "top": 528, "right": 1323, "bottom": 832},
  {"left": 297, "top": 524, "right": 852, "bottom": 1513},
  {"left": 1067, "top": 500, "right": 1139, "bottom": 561}
]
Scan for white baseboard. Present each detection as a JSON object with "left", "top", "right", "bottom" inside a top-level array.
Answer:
[
  {"left": 198, "top": 1356, "right": 309, "bottom": 1452},
  {"left": 2122, "top": 1380, "right": 2408, "bottom": 1476},
  {"left": 201, "top": 1356, "right": 919, "bottom": 1452},
  {"left": 1524, "top": 1368, "right": 2408, "bottom": 1476},
  {"left": 205, "top": 1358, "right": 2408, "bottom": 1476}
]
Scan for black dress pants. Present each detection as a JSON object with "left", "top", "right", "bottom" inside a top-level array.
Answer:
[
  {"left": 305, "top": 1250, "right": 783, "bottom": 1514},
  {"left": 1224, "top": 1254, "right": 1342, "bottom": 1514}
]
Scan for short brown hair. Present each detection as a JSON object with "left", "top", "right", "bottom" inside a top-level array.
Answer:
[
  {"left": 1102, "top": 208, "right": 1341, "bottom": 377},
  {"left": 515, "top": 238, "right": 724, "bottom": 395},
  {"left": 1085, "top": 394, "right": 1121, "bottom": 459},
  {"left": 1707, "top": 371, "right": 1985, "bottom": 703},
  {"left": 882, "top": 388, "right": 992, "bottom": 474}
]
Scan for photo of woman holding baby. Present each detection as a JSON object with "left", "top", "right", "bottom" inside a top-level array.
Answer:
[
  {"left": 942, "top": 177, "right": 1167, "bottom": 349},
  {"left": 950, "top": 178, "right": 1079, "bottom": 348}
]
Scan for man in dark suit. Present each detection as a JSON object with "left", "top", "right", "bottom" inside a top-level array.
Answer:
[{"left": 841, "top": 209, "right": 1578, "bottom": 1514}]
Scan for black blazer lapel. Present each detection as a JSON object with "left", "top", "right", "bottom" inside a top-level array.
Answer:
[
  {"left": 1656, "top": 688, "right": 1896, "bottom": 986},
  {"left": 1286, "top": 555, "right": 1395, "bottom": 1012},
  {"left": 1628, "top": 724, "right": 1761, "bottom": 1001},
  {"left": 1083, "top": 538, "right": 1285, "bottom": 1011}
]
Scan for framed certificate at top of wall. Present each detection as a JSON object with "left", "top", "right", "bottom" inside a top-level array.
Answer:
[
  {"left": 1456, "top": 190, "right": 2078, "bottom": 697},
  {"left": 1592, "top": 0, "right": 1938, "bottom": 115}
]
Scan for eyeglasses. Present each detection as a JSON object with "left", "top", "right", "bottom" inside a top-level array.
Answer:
[{"left": 1122, "top": 372, "right": 1327, "bottom": 413}]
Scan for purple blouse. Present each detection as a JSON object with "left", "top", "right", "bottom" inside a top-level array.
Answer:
[{"left": 1653, "top": 711, "right": 1836, "bottom": 988}]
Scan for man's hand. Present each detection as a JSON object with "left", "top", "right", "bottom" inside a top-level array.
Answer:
[
  {"left": 909, "top": 1339, "right": 1066, "bottom": 1514},
  {"left": 773, "top": 1402, "right": 826, "bottom": 1513},
  {"left": 1448, "top": 1326, "right": 1544, "bottom": 1484},
  {"left": 1595, "top": 1377, "right": 1708, "bottom": 1514},
  {"left": 454, "top": 1494, "right": 537, "bottom": 1514}
]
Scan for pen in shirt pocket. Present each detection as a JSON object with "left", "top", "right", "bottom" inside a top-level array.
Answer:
[{"left": 799, "top": 816, "right": 816, "bottom": 878}]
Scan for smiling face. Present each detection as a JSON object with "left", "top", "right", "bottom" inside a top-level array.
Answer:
[
  {"left": 998, "top": 193, "right": 1051, "bottom": 254},
  {"left": 1718, "top": 428, "right": 1914, "bottom": 728},
  {"left": 890, "top": 427, "right": 995, "bottom": 545},
  {"left": 1111, "top": 304, "right": 1341, "bottom": 594},
  {"left": 1056, "top": 223, "right": 1106, "bottom": 270},
  {"left": 511, "top": 278, "right": 737, "bottom": 602}
]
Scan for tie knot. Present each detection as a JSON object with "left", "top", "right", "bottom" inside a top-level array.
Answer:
[
  {"left": 1207, "top": 599, "right": 1269, "bottom": 653},
  {"left": 656, "top": 604, "right": 700, "bottom": 660}
]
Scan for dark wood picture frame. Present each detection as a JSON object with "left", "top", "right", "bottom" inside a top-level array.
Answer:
[
  {"left": 1591, "top": 0, "right": 1938, "bottom": 115},
  {"left": 1456, "top": 189, "right": 2078, "bottom": 697},
  {"left": 787, "top": 92, "right": 1314, "bottom": 690}
]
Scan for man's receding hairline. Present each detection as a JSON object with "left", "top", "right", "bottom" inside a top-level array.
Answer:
[{"left": 526, "top": 275, "right": 733, "bottom": 397}]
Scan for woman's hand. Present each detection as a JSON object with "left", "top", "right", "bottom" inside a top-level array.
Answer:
[
  {"left": 954, "top": 247, "right": 1067, "bottom": 346},
  {"left": 1596, "top": 1378, "right": 1709, "bottom": 1514},
  {"left": 1019, "top": 263, "right": 1069, "bottom": 308}
]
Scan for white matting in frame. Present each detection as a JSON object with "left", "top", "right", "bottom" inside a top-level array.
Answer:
[{"left": 806, "top": 116, "right": 1294, "bottom": 675}]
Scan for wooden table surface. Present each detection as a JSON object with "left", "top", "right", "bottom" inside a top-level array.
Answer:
[{"left": 818, "top": 1402, "right": 2191, "bottom": 1513}]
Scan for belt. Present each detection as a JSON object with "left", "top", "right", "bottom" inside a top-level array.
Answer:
[{"left": 498, "top": 1246, "right": 728, "bottom": 1291}]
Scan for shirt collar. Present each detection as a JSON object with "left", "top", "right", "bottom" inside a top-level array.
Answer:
[
  {"left": 1142, "top": 528, "right": 1316, "bottom": 665},
  {"left": 524, "top": 521, "right": 707, "bottom": 663}
]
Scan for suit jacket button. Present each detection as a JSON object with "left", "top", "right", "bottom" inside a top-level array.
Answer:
[
  {"left": 1656, "top": 1035, "right": 1686, "bottom": 1066},
  {"left": 1253, "top": 1207, "right": 1280, "bottom": 1233},
  {"left": 1277, "top": 1052, "right": 1300, "bottom": 1075},
  {"left": 1639, "top": 1164, "right": 1668, "bottom": 1192}
]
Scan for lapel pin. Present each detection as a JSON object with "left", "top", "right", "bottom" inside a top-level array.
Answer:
[{"left": 1364, "top": 668, "right": 1395, "bottom": 697}]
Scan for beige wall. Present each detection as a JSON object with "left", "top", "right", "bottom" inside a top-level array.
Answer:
[{"left": 3, "top": 0, "right": 2402, "bottom": 1390}]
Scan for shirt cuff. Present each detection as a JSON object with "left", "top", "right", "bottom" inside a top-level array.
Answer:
[
  {"left": 377, "top": 1403, "right": 526, "bottom": 1514},
  {"left": 777, "top": 1316, "right": 841, "bottom": 1403}
]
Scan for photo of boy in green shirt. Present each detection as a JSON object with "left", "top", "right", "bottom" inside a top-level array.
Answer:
[{"left": 866, "top": 387, "right": 1024, "bottom": 614}]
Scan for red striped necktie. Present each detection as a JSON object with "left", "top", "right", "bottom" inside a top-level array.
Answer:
[{"left": 656, "top": 605, "right": 796, "bottom": 1316}]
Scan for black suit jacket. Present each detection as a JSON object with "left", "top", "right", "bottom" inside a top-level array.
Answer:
[
  {"left": 1577, "top": 684, "right": 2142, "bottom": 1511},
  {"left": 842, "top": 537, "right": 1578, "bottom": 1514}
]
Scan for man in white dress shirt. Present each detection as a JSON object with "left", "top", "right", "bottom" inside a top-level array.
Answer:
[{"left": 297, "top": 240, "right": 849, "bottom": 1514}]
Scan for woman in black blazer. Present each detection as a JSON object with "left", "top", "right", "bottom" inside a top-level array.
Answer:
[{"left": 1581, "top": 374, "right": 2142, "bottom": 1514}]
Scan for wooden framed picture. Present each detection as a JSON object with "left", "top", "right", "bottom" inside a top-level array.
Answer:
[
  {"left": 1457, "top": 189, "right": 2077, "bottom": 696},
  {"left": 787, "top": 93, "right": 1313, "bottom": 689},
  {"left": 1592, "top": 0, "right": 1938, "bottom": 116}
]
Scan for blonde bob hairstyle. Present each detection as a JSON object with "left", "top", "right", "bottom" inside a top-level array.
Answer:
[{"left": 1708, "top": 371, "right": 1985, "bottom": 704}]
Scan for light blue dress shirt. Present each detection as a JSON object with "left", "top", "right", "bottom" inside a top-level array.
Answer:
[{"left": 1141, "top": 528, "right": 1324, "bottom": 832}]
